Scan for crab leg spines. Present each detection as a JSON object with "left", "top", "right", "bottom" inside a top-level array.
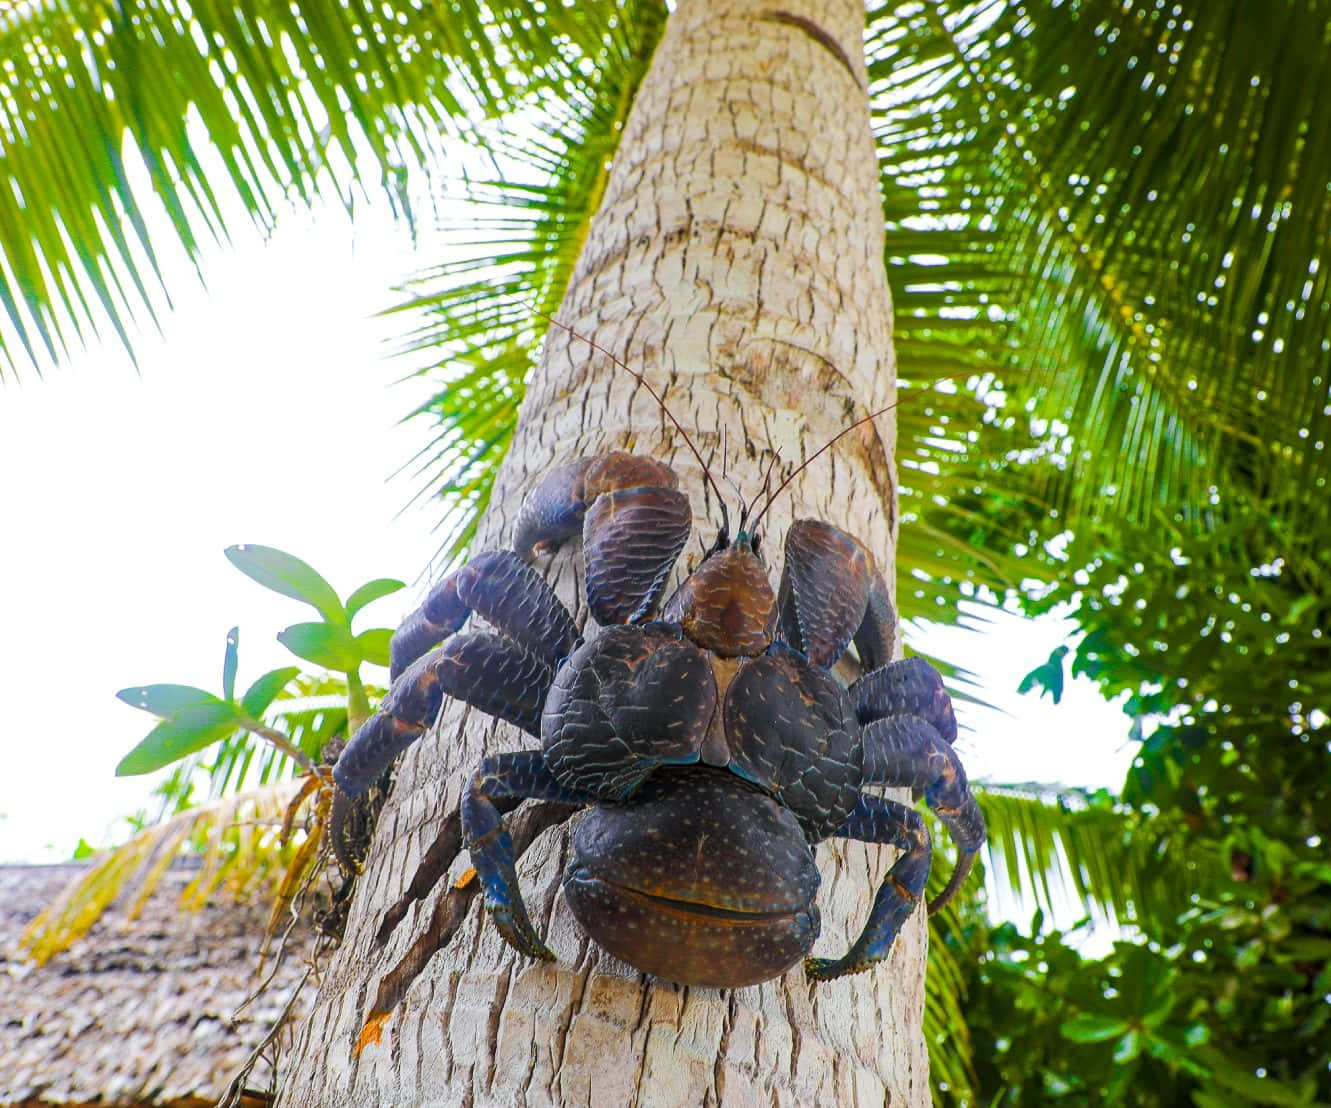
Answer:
[
  {"left": 390, "top": 550, "right": 578, "bottom": 681},
  {"left": 776, "top": 520, "right": 874, "bottom": 669},
  {"left": 462, "top": 751, "right": 596, "bottom": 961},
  {"left": 804, "top": 796, "right": 932, "bottom": 981}
]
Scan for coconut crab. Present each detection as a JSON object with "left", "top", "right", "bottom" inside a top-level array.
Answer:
[{"left": 332, "top": 371, "right": 985, "bottom": 989}]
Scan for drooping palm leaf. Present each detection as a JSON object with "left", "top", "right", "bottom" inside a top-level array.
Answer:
[
  {"left": 975, "top": 783, "right": 1226, "bottom": 937},
  {"left": 387, "top": 0, "right": 668, "bottom": 569},
  {"left": 0, "top": 0, "right": 597, "bottom": 375},
  {"left": 868, "top": 0, "right": 1331, "bottom": 532},
  {"left": 21, "top": 776, "right": 308, "bottom": 964}
]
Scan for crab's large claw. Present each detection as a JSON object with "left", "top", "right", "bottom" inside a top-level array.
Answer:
[
  {"left": 777, "top": 520, "right": 895, "bottom": 671},
  {"left": 513, "top": 451, "right": 692, "bottom": 627}
]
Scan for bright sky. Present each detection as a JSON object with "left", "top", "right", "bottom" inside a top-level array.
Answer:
[{"left": 0, "top": 192, "right": 1135, "bottom": 864}]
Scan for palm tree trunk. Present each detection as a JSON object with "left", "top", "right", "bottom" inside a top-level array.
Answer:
[{"left": 278, "top": 0, "right": 925, "bottom": 1102}]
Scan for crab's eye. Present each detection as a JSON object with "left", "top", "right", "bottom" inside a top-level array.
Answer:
[{"left": 751, "top": 531, "right": 762, "bottom": 560}]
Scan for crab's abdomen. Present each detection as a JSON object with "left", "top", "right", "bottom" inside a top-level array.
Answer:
[{"left": 563, "top": 768, "right": 821, "bottom": 987}]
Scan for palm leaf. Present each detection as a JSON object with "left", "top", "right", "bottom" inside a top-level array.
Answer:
[
  {"left": 925, "top": 861, "right": 979, "bottom": 1104},
  {"left": 387, "top": 0, "right": 668, "bottom": 569},
  {"left": 868, "top": 0, "right": 1331, "bottom": 531},
  {"left": 975, "top": 783, "right": 1225, "bottom": 937},
  {"left": 0, "top": 0, "right": 584, "bottom": 377}
]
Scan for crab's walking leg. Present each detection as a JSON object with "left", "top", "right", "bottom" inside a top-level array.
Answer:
[
  {"left": 804, "top": 795, "right": 931, "bottom": 981},
  {"left": 366, "top": 800, "right": 578, "bottom": 1028},
  {"left": 331, "top": 553, "right": 578, "bottom": 872},
  {"left": 854, "top": 657, "right": 985, "bottom": 912},
  {"left": 462, "top": 751, "right": 596, "bottom": 960},
  {"left": 376, "top": 798, "right": 583, "bottom": 945},
  {"left": 390, "top": 549, "right": 579, "bottom": 680},
  {"left": 778, "top": 519, "right": 983, "bottom": 909},
  {"left": 513, "top": 451, "right": 693, "bottom": 626}
]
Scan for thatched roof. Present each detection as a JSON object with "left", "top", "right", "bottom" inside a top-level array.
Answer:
[{"left": 0, "top": 862, "right": 313, "bottom": 1107}]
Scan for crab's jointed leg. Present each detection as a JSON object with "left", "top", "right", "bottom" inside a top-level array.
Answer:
[
  {"left": 462, "top": 750, "right": 596, "bottom": 960},
  {"left": 389, "top": 548, "right": 578, "bottom": 680},
  {"left": 804, "top": 795, "right": 932, "bottom": 980},
  {"left": 853, "top": 656, "right": 985, "bottom": 912},
  {"left": 331, "top": 551, "right": 579, "bottom": 874}
]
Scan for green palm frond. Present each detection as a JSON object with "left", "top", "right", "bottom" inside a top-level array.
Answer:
[
  {"left": 869, "top": 0, "right": 1331, "bottom": 529},
  {"left": 976, "top": 783, "right": 1224, "bottom": 936},
  {"left": 0, "top": 0, "right": 586, "bottom": 376},
  {"left": 388, "top": 0, "right": 667, "bottom": 569},
  {"left": 925, "top": 880, "right": 979, "bottom": 1104}
]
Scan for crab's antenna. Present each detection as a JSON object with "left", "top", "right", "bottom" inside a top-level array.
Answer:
[
  {"left": 748, "top": 370, "right": 979, "bottom": 534},
  {"left": 722, "top": 471, "right": 749, "bottom": 534},
  {"left": 533, "top": 306, "right": 731, "bottom": 536}
]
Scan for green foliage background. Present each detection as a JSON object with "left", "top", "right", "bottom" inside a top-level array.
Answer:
[{"left": 3, "top": 0, "right": 1328, "bottom": 1104}]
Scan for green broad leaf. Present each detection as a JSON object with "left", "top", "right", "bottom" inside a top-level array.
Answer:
[
  {"left": 116, "top": 702, "right": 246, "bottom": 775},
  {"left": 222, "top": 627, "right": 239, "bottom": 702},
  {"left": 355, "top": 627, "right": 394, "bottom": 668},
  {"left": 1060, "top": 1013, "right": 1131, "bottom": 1043},
  {"left": 345, "top": 578, "right": 406, "bottom": 622},
  {"left": 1283, "top": 594, "right": 1318, "bottom": 626},
  {"left": 240, "top": 666, "right": 302, "bottom": 718},
  {"left": 1194, "top": 1046, "right": 1328, "bottom": 1107},
  {"left": 1112, "top": 1028, "right": 1142, "bottom": 1064},
  {"left": 116, "top": 684, "right": 222, "bottom": 718},
  {"left": 277, "top": 622, "right": 363, "bottom": 672},
  {"left": 225, "top": 545, "right": 345, "bottom": 624},
  {"left": 1016, "top": 644, "right": 1068, "bottom": 704}
]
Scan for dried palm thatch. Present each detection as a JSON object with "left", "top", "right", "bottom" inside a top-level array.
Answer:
[{"left": 0, "top": 861, "right": 314, "bottom": 1107}]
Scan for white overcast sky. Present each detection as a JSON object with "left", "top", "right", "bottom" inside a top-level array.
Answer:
[{"left": 0, "top": 190, "right": 1135, "bottom": 864}]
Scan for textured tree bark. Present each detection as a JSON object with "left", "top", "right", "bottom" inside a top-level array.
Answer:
[{"left": 278, "top": 0, "right": 928, "bottom": 1103}]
